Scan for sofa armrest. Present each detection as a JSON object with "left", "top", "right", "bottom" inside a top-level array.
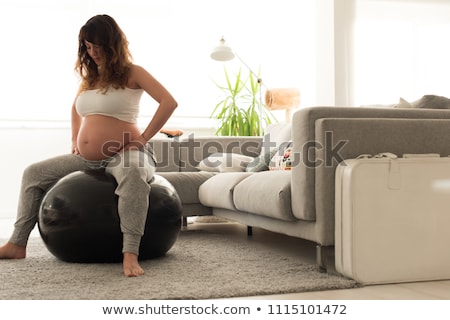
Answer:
[
  {"left": 291, "top": 107, "right": 450, "bottom": 225},
  {"left": 309, "top": 117, "right": 450, "bottom": 245}
]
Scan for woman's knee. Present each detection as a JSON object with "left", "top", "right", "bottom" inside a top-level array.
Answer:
[
  {"left": 22, "top": 160, "right": 52, "bottom": 184},
  {"left": 23, "top": 161, "right": 40, "bottom": 178},
  {"left": 22, "top": 154, "right": 84, "bottom": 187}
]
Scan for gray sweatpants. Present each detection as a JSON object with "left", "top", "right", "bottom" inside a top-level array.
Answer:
[{"left": 9, "top": 147, "right": 156, "bottom": 255}]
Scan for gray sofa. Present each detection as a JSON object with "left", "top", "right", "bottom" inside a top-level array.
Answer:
[{"left": 151, "top": 106, "right": 450, "bottom": 270}]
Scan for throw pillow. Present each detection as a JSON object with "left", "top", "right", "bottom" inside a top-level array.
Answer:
[
  {"left": 269, "top": 142, "right": 293, "bottom": 171},
  {"left": 246, "top": 148, "right": 277, "bottom": 172},
  {"left": 246, "top": 122, "right": 292, "bottom": 172},
  {"left": 394, "top": 98, "right": 412, "bottom": 108},
  {"left": 197, "top": 153, "right": 254, "bottom": 172},
  {"left": 412, "top": 95, "right": 450, "bottom": 109},
  {"left": 395, "top": 95, "right": 450, "bottom": 109}
]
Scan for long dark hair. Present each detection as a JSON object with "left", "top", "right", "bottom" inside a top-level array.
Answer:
[{"left": 75, "top": 15, "right": 132, "bottom": 92}]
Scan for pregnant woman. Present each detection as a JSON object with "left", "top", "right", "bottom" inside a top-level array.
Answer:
[{"left": 0, "top": 14, "right": 178, "bottom": 277}]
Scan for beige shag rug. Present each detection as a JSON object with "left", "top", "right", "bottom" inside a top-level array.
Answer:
[{"left": 0, "top": 229, "right": 358, "bottom": 300}]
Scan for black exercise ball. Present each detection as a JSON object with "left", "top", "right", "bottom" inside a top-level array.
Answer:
[{"left": 38, "top": 170, "right": 182, "bottom": 263}]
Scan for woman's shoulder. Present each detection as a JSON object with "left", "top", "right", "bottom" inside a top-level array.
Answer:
[
  {"left": 127, "top": 64, "right": 154, "bottom": 89},
  {"left": 128, "top": 64, "right": 147, "bottom": 75}
]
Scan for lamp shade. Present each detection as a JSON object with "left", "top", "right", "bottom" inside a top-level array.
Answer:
[
  {"left": 210, "top": 37, "right": 235, "bottom": 61},
  {"left": 265, "top": 88, "right": 301, "bottom": 122},
  {"left": 265, "top": 88, "right": 300, "bottom": 111}
]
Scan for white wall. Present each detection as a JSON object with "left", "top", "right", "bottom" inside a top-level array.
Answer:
[
  {"left": 0, "top": 0, "right": 315, "bottom": 123},
  {"left": 0, "top": 127, "right": 71, "bottom": 218}
]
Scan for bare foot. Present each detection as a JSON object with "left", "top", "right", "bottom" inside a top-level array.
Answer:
[
  {"left": 0, "top": 242, "right": 26, "bottom": 259},
  {"left": 123, "top": 252, "right": 144, "bottom": 277}
]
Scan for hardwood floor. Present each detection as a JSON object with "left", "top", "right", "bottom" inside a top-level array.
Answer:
[{"left": 186, "top": 220, "right": 450, "bottom": 300}]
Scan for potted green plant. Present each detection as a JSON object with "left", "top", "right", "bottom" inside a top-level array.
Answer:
[{"left": 211, "top": 67, "right": 277, "bottom": 136}]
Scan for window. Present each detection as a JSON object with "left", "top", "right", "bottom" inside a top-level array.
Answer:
[
  {"left": 353, "top": 0, "right": 450, "bottom": 105},
  {"left": 0, "top": 0, "right": 316, "bottom": 125}
]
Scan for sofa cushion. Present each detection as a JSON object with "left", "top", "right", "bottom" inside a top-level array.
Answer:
[
  {"left": 199, "top": 172, "right": 253, "bottom": 210},
  {"left": 246, "top": 122, "right": 291, "bottom": 172},
  {"left": 197, "top": 153, "right": 254, "bottom": 172},
  {"left": 233, "top": 171, "right": 295, "bottom": 221},
  {"left": 178, "top": 136, "right": 262, "bottom": 172},
  {"left": 244, "top": 148, "right": 276, "bottom": 172},
  {"left": 158, "top": 171, "right": 216, "bottom": 204}
]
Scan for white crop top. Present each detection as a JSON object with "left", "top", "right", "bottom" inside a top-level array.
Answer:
[{"left": 76, "top": 87, "right": 144, "bottom": 123}]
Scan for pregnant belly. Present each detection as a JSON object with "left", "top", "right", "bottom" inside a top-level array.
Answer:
[{"left": 77, "top": 115, "right": 141, "bottom": 160}]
